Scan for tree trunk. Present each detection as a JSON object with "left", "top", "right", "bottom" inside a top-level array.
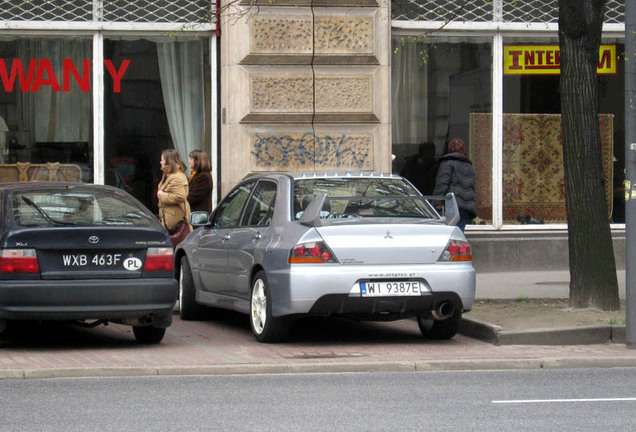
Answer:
[{"left": 558, "top": 0, "right": 620, "bottom": 310}]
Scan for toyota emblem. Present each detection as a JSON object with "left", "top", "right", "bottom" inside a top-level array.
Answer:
[{"left": 88, "top": 236, "right": 99, "bottom": 244}]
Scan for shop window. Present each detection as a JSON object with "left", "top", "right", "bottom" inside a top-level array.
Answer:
[
  {"left": 104, "top": 37, "right": 211, "bottom": 214},
  {"left": 501, "top": 38, "right": 625, "bottom": 224},
  {"left": 391, "top": 36, "right": 492, "bottom": 227},
  {"left": 0, "top": 37, "right": 92, "bottom": 184}
]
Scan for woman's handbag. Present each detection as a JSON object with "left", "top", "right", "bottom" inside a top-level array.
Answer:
[{"left": 168, "top": 219, "right": 190, "bottom": 249}]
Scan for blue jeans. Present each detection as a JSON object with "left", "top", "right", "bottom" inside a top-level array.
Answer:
[{"left": 457, "top": 210, "right": 473, "bottom": 232}]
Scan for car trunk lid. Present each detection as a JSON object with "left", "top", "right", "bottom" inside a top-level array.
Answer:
[
  {"left": 4, "top": 227, "right": 171, "bottom": 280},
  {"left": 314, "top": 222, "right": 455, "bottom": 265}
]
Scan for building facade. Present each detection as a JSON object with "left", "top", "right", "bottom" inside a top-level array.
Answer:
[
  {"left": 0, "top": 1, "right": 627, "bottom": 270},
  {"left": 0, "top": 0, "right": 217, "bottom": 214}
]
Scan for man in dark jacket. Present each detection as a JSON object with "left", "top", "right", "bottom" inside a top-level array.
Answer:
[
  {"left": 401, "top": 141, "right": 438, "bottom": 195},
  {"left": 433, "top": 138, "right": 477, "bottom": 232}
]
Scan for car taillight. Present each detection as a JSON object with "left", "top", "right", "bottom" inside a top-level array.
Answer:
[
  {"left": 439, "top": 240, "right": 472, "bottom": 262},
  {"left": 143, "top": 247, "right": 174, "bottom": 271},
  {"left": 0, "top": 249, "right": 40, "bottom": 273},
  {"left": 289, "top": 241, "right": 337, "bottom": 264}
]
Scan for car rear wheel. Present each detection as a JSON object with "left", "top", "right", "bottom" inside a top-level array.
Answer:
[
  {"left": 417, "top": 308, "right": 462, "bottom": 340},
  {"left": 132, "top": 326, "right": 166, "bottom": 344},
  {"left": 179, "top": 256, "right": 207, "bottom": 320},
  {"left": 250, "top": 270, "right": 290, "bottom": 343}
]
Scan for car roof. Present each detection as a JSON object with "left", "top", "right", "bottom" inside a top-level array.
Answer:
[
  {"left": 0, "top": 182, "right": 119, "bottom": 192},
  {"left": 243, "top": 172, "right": 402, "bottom": 182}
]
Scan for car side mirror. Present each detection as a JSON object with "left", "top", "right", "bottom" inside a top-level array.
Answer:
[{"left": 190, "top": 211, "right": 209, "bottom": 227}]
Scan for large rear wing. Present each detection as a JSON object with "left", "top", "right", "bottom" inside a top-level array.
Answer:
[
  {"left": 422, "top": 193, "right": 460, "bottom": 226},
  {"left": 299, "top": 192, "right": 460, "bottom": 227}
]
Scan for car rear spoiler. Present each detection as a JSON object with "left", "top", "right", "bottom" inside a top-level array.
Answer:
[
  {"left": 421, "top": 193, "right": 460, "bottom": 226},
  {"left": 299, "top": 192, "right": 460, "bottom": 227},
  {"left": 299, "top": 193, "right": 327, "bottom": 227},
  {"left": 441, "top": 193, "right": 460, "bottom": 226}
]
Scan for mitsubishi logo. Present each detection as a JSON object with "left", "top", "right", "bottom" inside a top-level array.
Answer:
[
  {"left": 88, "top": 236, "right": 99, "bottom": 244},
  {"left": 384, "top": 230, "right": 393, "bottom": 239}
]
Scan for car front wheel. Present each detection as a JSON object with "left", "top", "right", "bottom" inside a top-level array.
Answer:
[
  {"left": 132, "top": 326, "right": 166, "bottom": 344},
  {"left": 417, "top": 308, "right": 462, "bottom": 340},
  {"left": 250, "top": 270, "right": 290, "bottom": 343}
]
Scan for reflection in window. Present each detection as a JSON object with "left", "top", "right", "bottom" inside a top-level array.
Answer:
[{"left": 0, "top": 38, "right": 92, "bottom": 183}]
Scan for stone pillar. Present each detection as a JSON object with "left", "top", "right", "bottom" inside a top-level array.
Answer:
[{"left": 220, "top": 0, "right": 390, "bottom": 194}]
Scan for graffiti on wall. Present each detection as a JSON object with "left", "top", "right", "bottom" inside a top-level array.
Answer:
[{"left": 251, "top": 132, "right": 371, "bottom": 170}]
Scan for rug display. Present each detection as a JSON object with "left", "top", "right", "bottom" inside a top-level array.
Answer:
[{"left": 469, "top": 113, "right": 614, "bottom": 223}]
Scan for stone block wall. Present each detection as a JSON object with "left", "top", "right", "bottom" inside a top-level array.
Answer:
[{"left": 220, "top": 0, "right": 390, "bottom": 194}]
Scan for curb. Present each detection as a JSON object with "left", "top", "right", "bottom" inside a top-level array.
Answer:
[
  {"left": 3, "top": 356, "right": 636, "bottom": 380},
  {"left": 460, "top": 317, "right": 626, "bottom": 346}
]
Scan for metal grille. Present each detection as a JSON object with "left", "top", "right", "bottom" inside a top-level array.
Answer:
[
  {"left": 392, "top": 0, "right": 492, "bottom": 22},
  {"left": 0, "top": 0, "right": 213, "bottom": 23},
  {"left": 102, "top": 0, "right": 212, "bottom": 23},
  {"left": 391, "top": 0, "right": 625, "bottom": 24},
  {"left": 502, "top": 0, "right": 624, "bottom": 24},
  {"left": 0, "top": 0, "right": 93, "bottom": 22}
]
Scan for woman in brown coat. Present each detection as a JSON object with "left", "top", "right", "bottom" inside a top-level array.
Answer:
[
  {"left": 157, "top": 149, "right": 192, "bottom": 233},
  {"left": 187, "top": 150, "right": 213, "bottom": 214}
]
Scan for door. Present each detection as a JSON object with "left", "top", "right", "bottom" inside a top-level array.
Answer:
[
  {"left": 195, "top": 181, "right": 255, "bottom": 296},
  {"left": 226, "top": 180, "right": 278, "bottom": 300}
]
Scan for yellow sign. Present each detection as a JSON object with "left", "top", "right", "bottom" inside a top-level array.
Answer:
[{"left": 503, "top": 45, "right": 617, "bottom": 75}]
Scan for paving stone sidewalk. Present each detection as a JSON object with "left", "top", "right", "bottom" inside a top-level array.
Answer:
[{"left": 1, "top": 270, "right": 634, "bottom": 380}]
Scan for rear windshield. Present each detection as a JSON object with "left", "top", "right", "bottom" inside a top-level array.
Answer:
[
  {"left": 293, "top": 177, "right": 440, "bottom": 220},
  {"left": 11, "top": 187, "right": 158, "bottom": 227}
]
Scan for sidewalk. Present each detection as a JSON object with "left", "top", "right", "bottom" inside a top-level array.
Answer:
[
  {"left": 0, "top": 271, "right": 634, "bottom": 380},
  {"left": 476, "top": 270, "right": 627, "bottom": 300},
  {"left": 463, "top": 269, "right": 629, "bottom": 346}
]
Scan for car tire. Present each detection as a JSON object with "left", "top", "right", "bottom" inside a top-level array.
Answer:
[
  {"left": 417, "top": 308, "right": 462, "bottom": 340},
  {"left": 179, "top": 256, "right": 207, "bottom": 321},
  {"left": 132, "top": 326, "right": 166, "bottom": 344},
  {"left": 250, "top": 270, "right": 290, "bottom": 343}
]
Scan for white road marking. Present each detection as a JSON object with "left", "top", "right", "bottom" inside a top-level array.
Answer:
[{"left": 493, "top": 397, "right": 636, "bottom": 404}]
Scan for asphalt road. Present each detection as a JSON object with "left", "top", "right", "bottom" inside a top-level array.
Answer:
[{"left": 1, "top": 368, "right": 634, "bottom": 431}]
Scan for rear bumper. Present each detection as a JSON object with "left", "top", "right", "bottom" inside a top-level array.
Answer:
[
  {"left": 0, "top": 278, "right": 178, "bottom": 325},
  {"left": 268, "top": 263, "right": 475, "bottom": 317},
  {"left": 307, "top": 291, "right": 462, "bottom": 319}
]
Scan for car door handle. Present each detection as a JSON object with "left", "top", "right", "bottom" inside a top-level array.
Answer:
[
  {"left": 253, "top": 233, "right": 262, "bottom": 240},
  {"left": 223, "top": 234, "right": 231, "bottom": 241}
]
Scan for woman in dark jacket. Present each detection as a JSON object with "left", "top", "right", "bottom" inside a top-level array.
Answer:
[
  {"left": 187, "top": 150, "right": 213, "bottom": 214},
  {"left": 433, "top": 138, "right": 477, "bottom": 232}
]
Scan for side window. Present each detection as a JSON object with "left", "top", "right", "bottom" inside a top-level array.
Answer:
[
  {"left": 242, "top": 181, "right": 277, "bottom": 227},
  {"left": 210, "top": 182, "right": 254, "bottom": 228}
]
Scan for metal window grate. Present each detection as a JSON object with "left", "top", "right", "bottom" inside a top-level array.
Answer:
[
  {"left": 391, "top": 0, "right": 625, "bottom": 24},
  {"left": 502, "top": 0, "right": 624, "bottom": 24},
  {"left": 0, "top": 0, "right": 214, "bottom": 23},
  {"left": 0, "top": 0, "right": 93, "bottom": 22},
  {"left": 391, "top": 0, "right": 493, "bottom": 22},
  {"left": 102, "top": 0, "right": 213, "bottom": 23}
]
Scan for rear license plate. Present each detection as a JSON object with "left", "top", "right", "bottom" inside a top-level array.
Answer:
[
  {"left": 360, "top": 281, "right": 423, "bottom": 297},
  {"left": 62, "top": 253, "right": 123, "bottom": 268}
]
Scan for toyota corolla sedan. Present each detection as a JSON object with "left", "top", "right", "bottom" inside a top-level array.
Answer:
[
  {"left": 0, "top": 182, "right": 177, "bottom": 344},
  {"left": 176, "top": 172, "right": 475, "bottom": 343}
]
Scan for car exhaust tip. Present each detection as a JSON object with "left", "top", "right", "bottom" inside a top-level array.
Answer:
[{"left": 431, "top": 301, "right": 455, "bottom": 320}]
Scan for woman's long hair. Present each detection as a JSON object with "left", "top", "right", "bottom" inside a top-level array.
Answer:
[
  {"left": 189, "top": 149, "right": 212, "bottom": 173},
  {"left": 162, "top": 149, "right": 187, "bottom": 174}
]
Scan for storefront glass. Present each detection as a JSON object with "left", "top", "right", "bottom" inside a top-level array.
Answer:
[
  {"left": 391, "top": 36, "right": 492, "bottom": 226},
  {"left": 103, "top": 36, "right": 211, "bottom": 214},
  {"left": 0, "top": 36, "right": 92, "bottom": 183},
  {"left": 501, "top": 37, "right": 625, "bottom": 224}
]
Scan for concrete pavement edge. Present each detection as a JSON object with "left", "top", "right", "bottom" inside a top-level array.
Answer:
[
  {"left": 460, "top": 317, "right": 627, "bottom": 345},
  {"left": 3, "top": 357, "right": 636, "bottom": 380}
]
